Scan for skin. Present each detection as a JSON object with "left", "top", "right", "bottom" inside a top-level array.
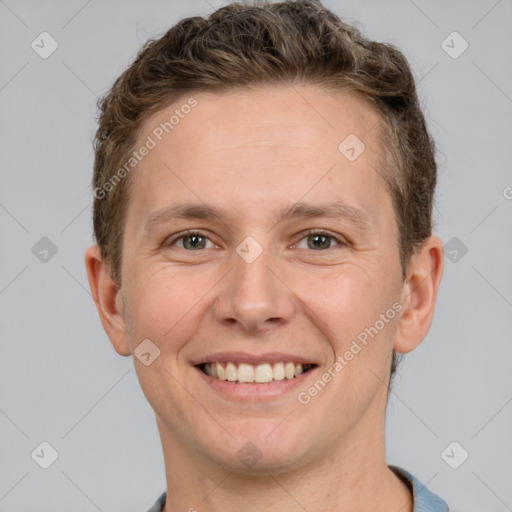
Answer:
[{"left": 86, "top": 85, "right": 443, "bottom": 512}]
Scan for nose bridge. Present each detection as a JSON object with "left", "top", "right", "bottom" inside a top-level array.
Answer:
[{"left": 214, "top": 237, "right": 294, "bottom": 331}]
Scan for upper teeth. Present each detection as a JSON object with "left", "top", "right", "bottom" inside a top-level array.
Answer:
[{"left": 203, "top": 362, "right": 310, "bottom": 383}]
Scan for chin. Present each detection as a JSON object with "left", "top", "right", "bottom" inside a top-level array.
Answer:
[{"left": 201, "top": 423, "right": 314, "bottom": 475}]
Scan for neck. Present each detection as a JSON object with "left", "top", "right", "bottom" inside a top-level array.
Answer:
[{"left": 157, "top": 413, "right": 413, "bottom": 512}]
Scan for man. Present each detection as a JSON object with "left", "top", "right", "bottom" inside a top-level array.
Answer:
[{"left": 85, "top": 1, "right": 448, "bottom": 510}]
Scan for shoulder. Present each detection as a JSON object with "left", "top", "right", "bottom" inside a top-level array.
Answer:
[
  {"left": 146, "top": 491, "right": 166, "bottom": 512},
  {"left": 390, "top": 466, "right": 449, "bottom": 512}
]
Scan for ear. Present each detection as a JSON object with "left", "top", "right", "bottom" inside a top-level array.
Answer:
[
  {"left": 85, "top": 245, "right": 131, "bottom": 356},
  {"left": 394, "top": 236, "right": 444, "bottom": 354}
]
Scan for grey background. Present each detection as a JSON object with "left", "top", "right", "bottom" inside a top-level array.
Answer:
[{"left": 1, "top": 0, "right": 511, "bottom": 510}]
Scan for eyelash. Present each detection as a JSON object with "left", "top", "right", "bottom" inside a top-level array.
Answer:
[
  {"left": 299, "top": 229, "right": 347, "bottom": 248},
  {"left": 165, "top": 229, "right": 347, "bottom": 250}
]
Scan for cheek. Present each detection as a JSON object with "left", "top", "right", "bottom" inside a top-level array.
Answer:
[
  {"left": 298, "top": 266, "right": 400, "bottom": 359},
  {"left": 124, "top": 266, "right": 210, "bottom": 418},
  {"left": 124, "top": 264, "right": 208, "bottom": 348}
]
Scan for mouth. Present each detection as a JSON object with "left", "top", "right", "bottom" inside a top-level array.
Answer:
[{"left": 198, "top": 361, "right": 317, "bottom": 384}]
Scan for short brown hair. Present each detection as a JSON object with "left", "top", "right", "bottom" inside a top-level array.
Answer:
[{"left": 92, "top": 0, "right": 438, "bottom": 377}]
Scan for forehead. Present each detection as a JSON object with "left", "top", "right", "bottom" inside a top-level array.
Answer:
[
  {"left": 127, "top": 85, "right": 390, "bottom": 228},
  {"left": 146, "top": 85, "right": 382, "bottom": 159}
]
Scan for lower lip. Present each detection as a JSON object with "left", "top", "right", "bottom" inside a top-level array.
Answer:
[{"left": 195, "top": 366, "right": 318, "bottom": 401}]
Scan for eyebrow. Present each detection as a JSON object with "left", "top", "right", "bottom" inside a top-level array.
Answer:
[{"left": 144, "top": 200, "right": 372, "bottom": 232}]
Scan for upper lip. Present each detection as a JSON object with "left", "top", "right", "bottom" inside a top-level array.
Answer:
[{"left": 191, "top": 351, "right": 319, "bottom": 366}]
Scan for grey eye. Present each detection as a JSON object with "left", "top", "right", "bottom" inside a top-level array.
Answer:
[
  {"left": 307, "top": 234, "right": 333, "bottom": 250},
  {"left": 172, "top": 233, "right": 214, "bottom": 250},
  {"left": 295, "top": 232, "right": 341, "bottom": 250}
]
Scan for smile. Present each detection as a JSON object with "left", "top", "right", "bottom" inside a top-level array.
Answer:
[{"left": 200, "top": 361, "right": 316, "bottom": 383}]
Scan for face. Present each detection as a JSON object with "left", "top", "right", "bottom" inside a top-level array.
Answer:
[{"left": 94, "top": 85, "right": 424, "bottom": 473}]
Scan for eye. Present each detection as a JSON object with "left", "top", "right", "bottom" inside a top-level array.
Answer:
[
  {"left": 165, "top": 229, "right": 346, "bottom": 252},
  {"left": 295, "top": 230, "right": 346, "bottom": 250},
  {"left": 167, "top": 231, "right": 215, "bottom": 250}
]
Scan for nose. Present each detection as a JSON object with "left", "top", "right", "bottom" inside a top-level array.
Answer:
[{"left": 213, "top": 243, "right": 295, "bottom": 334}]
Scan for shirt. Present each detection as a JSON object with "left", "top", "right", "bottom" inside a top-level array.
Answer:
[{"left": 147, "top": 465, "right": 449, "bottom": 511}]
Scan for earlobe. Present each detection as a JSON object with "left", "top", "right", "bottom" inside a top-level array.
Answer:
[
  {"left": 84, "top": 245, "right": 131, "bottom": 356},
  {"left": 394, "top": 236, "right": 444, "bottom": 354}
]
